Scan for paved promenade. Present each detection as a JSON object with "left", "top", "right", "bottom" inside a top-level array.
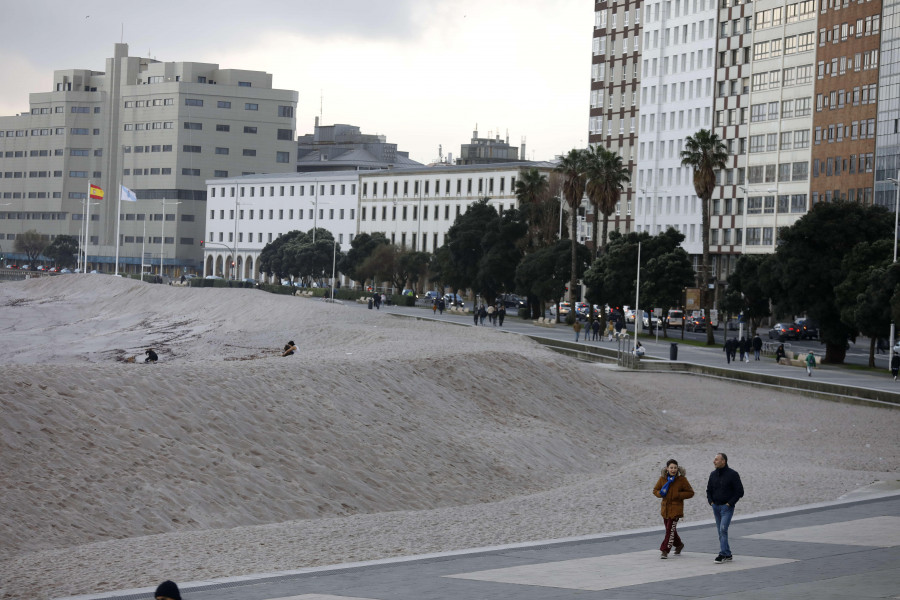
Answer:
[
  {"left": 67, "top": 490, "right": 900, "bottom": 600},
  {"left": 377, "top": 304, "right": 900, "bottom": 401}
]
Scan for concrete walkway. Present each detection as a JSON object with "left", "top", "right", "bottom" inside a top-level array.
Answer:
[
  {"left": 374, "top": 305, "right": 900, "bottom": 405},
  {"left": 66, "top": 489, "right": 900, "bottom": 600}
]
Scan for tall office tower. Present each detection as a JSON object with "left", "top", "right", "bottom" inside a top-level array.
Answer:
[
  {"left": 0, "top": 44, "right": 297, "bottom": 274},
  {"left": 711, "top": 0, "right": 753, "bottom": 279},
  {"left": 811, "top": 0, "right": 882, "bottom": 206},
  {"left": 637, "top": 0, "right": 718, "bottom": 262},
  {"left": 874, "top": 0, "right": 898, "bottom": 207},
  {"left": 714, "top": 0, "right": 817, "bottom": 280},
  {"left": 588, "top": 0, "right": 642, "bottom": 246}
]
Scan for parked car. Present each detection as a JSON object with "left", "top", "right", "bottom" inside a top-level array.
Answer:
[
  {"left": 443, "top": 293, "right": 465, "bottom": 308},
  {"left": 795, "top": 318, "right": 819, "bottom": 340},
  {"left": 549, "top": 302, "right": 572, "bottom": 317},
  {"left": 423, "top": 291, "right": 440, "bottom": 302},
  {"left": 665, "top": 310, "right": 684, "bottom": 329},
  {"left": 686, "top": 315, "right": 710, "bottom": 332},
  {"left": 768, "top": 322, "right": 800, "bottom": 341}
]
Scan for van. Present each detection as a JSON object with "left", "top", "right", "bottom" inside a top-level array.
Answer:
[{"left": 667, "top": 309, "right": 684, "bottom": 328}]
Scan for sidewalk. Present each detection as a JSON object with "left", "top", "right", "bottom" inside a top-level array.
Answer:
[
  {"left": 377, "top": 305, "right": 900, "bottom": 403},
  {"left": 66, "top": 490, "right": 900, "bottom": 600}
]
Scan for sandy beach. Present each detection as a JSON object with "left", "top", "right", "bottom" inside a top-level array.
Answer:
[{"left": 1, "top": 276, "right": 897, "bottom": 600}]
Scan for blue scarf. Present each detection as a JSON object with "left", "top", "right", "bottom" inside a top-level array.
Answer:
[{"left": 660, "top": 474, "right": 675, "bottom": 497}]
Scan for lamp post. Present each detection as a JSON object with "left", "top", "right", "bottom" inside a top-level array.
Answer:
[
  {"left": 160, "top": 199, "right": 181, "bottom": 278},
  {"left": 81, "top": 199, "right": 101, "bottom": 272},
  {"left": 887, "top": 176, "right": 900, "bottom": 367},
  {"left": 330, "top": 237, "right": 338, "bottom": 302}
]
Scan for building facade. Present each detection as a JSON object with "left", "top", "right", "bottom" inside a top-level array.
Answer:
[
  {"left": 456, "top": 129, "right": 523, "bottom": 165},
  {"left": 296, "top": 121, "right": 421, "bottom": 172},
  {"left": 588, "top": 0, "right": 642, "bottom": 245},
  {"left": 638, "top": 0, "right": 718, "bottom": 257},
  {"left": 357, "top": 162, "right": 557, "bottom": 253},
  {"left": 204, "top": 172, "right": 358, "bottom": 280},
  {"left": 0, "top": 43, "right": 297, "bottom": 274}
]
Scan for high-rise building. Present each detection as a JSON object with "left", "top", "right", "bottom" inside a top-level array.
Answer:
[
  {"left": 588, "top": 0, "right": 642, "bottom": 244},
  {"left": 0, "top": 43, "right": 297, "bottom": 274},
  {"left": 637, "top": 0, "right": 718, "bottom": 258}
]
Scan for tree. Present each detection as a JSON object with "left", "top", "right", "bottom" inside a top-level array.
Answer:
[
  {"left": 515, "top": 168, "right": 549, "bottom": 253},
  {"left": 680, "top": 129, "right": 728, "bottom": 345},
  {"left": 724, "top": 254, "right": 774, "bottom": 336},
  {"left": 584, "top": 228, "right": 693, "bottom": 335},
  {"left": 771, "top": 201, "right": 892, "bottom": 363},
  {"left": 337, "top": 232, "right": 390, "bottom": 286},
  {"left": 43, "top": 235, "right": 79, "bottom": 268},
  {"left": 14, "top": 230, "right": 46, "bottom": 266},
  {"left": 555, "top": 148, "right": 590, "bottom": 322},
  {"left": 835, "top": 240, "right": 896, "bottom": 367},
  {"left": 258, "top": 230, "right": 302, "bottom": 282},
  {"left": 640, "top": 229, "right": 697, "bottom": 338},
  {"left": 585, "top": 145, "right": 631, "bottom": 258},
  {"left": 515, "top": 239, "right": 590, "bottom": 319}
]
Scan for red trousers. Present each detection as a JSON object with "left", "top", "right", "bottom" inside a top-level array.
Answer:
[{"left": 660, "top": 517, "right": 682, "bottom": 553}]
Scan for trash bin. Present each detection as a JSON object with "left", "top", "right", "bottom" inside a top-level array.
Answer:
[
  {"left": 367, "top": 298, "right": 373, "bottom": 310},
  {"left": 670, "top": 343, "right": 678, "bottom": 360}
]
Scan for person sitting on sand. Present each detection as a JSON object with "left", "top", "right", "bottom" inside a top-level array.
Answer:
[
  {"left": 144, "top": 348, "right": 158, "bottom": 363},
  {"left": 282, "top": 341, "right": 297, "bottom": 357},
  {"left": 154, "top": 580, "right": 182, "bottom": 600}
]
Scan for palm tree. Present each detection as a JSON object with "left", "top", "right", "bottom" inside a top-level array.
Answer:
[
  {"left": 555, "top": 148, "right": 589, "bottom": 321},
  {"left": 585, "top": 145, "right": 631, "bottom": 260},
  {"left": 680, "top": 129, "right": 728, "bottom": 345},
  {"left": 515, "top": 168, "right": 549, "bottom": 252}
]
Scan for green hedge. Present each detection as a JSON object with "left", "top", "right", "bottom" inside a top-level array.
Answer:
[{"left": 391, "top": 294, "right": 416, "bottom": 307}]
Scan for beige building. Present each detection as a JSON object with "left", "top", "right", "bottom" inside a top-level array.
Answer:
[{"left": 0, "top": 43, "right": 297, "bottom": 274}]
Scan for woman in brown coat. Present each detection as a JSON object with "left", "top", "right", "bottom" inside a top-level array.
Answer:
[{"left": 653, "top": 458, "right": 695, "bottom": 558}]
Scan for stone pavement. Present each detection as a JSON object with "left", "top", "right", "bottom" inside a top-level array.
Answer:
[{"left": 67, "top": 490, "right": 900, "bottom": 600}]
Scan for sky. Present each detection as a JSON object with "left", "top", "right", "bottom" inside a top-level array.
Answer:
[{"left": 0, "top": 0, "right": 593, "bottom": 165}]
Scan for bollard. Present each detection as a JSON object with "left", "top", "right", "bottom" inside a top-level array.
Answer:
[{"left": 670, "top": 343, "right": 678, "bottom": 360}]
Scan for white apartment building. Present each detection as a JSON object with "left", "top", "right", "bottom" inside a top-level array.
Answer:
[
  {"left": 735, "top": 0, "right": 816, "bottom": 256},
  {"left": 357, "top": 162, "right": 557, "bottom": 252},
  {"left": 0, "top": 43, "right": 297, "bottom": 274},
  {"left": 637, "top": 0, "right": 719, "bottom": 257},
  {"left": 204, "top": 172, "right": 358, "bottom": 279}
]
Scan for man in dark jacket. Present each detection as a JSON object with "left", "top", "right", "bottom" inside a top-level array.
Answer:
[
  {"left": 752, "top": 333, "right": 763, "bottom": 360},
  {"left": 707, "top": 452, "right": 744, "bottom": 563}
]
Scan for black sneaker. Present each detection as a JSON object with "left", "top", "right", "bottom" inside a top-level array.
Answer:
[
  {"left": 723, "top": 555, "right": 733, "bottom": 562},
  {"left": 714, "top": 554, "right": 725, "bottom": 563}
]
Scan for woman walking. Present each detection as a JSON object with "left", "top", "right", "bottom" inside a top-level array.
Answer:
[{"left": 653, "top": 458, "right": 695, "bottom": 558}]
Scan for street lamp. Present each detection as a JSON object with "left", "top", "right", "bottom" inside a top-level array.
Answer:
[
  {"left": 887, "top": 176, "right": 900, "bottom": 366},
  {"left": 639, "top": 188, "right": 669, "bottom": 235}
]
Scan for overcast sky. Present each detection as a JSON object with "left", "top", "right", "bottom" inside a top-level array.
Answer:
[{"left": 0, "top": 0, "right": 593, "bottom": 164}]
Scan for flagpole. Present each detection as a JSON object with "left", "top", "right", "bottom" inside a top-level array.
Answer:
[
  {"left": 141, "top": 219, "right": 146, "bottom": 281},
  {"left": 83, "top": 180, "right": 90, "bottom": 272},
  {"left": 114, "top": 185, "right": 122, "bottom": 276}
]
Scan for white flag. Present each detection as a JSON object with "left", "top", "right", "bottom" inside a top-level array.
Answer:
[{"left": 120, "top": 185, "right": 137, "bottom": 202}]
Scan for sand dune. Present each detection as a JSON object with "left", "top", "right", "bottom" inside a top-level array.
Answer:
[{"left": 0, "top": 276, "right": 897, "bottom": 600}]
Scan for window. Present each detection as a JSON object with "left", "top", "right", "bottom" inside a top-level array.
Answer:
[
  {"left": 277, "top": 128, "right": 292, "bottom": 141},
  {"left": 244, "top": 103, "right": 258, "bottom": 111},
  {"left": 277, "top": 105, "right": 293, "bottom": 117},
  {"left": 276, "top": 151, "right": 290, "bottom": 163},
  {"left": 217, "top": 101, "right": 231, "bottom": 108},
  {"left": 215, "top": 147, "right": 229, "bottom": 155},
  {"left": 185, "top": 98, "right": 203, "bottom": 106},
  {"left": 183, "top": 145, "right": 201, "bottom": 153},
  {"left": 216, "top": 124, "right": 230, "bottom": 132},
  {"left": 184, "top": 122, "right": 202, "bottom": 130},
  {"left": 243, "top": 126, "right": 257, "bottom": 134}
]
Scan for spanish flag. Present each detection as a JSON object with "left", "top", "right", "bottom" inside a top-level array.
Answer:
[{"left": 89, "top": 184, "right": 104, "bottom": 200}]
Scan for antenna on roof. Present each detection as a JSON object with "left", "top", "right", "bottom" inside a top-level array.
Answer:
[{"left": 320, "top": 90, "right": 323, "bottom": 124}]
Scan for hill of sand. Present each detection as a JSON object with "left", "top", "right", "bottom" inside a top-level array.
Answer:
[{"left": 1, "top": 275, "right": 897, "bottom": 600}]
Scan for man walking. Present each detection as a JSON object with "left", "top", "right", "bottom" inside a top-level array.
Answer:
[
  {"left": 751, "top": 333, "right": 763, "bottom": 360},
  {"left": 707, "top": 452, "right": 744, "bottom": 564}
]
